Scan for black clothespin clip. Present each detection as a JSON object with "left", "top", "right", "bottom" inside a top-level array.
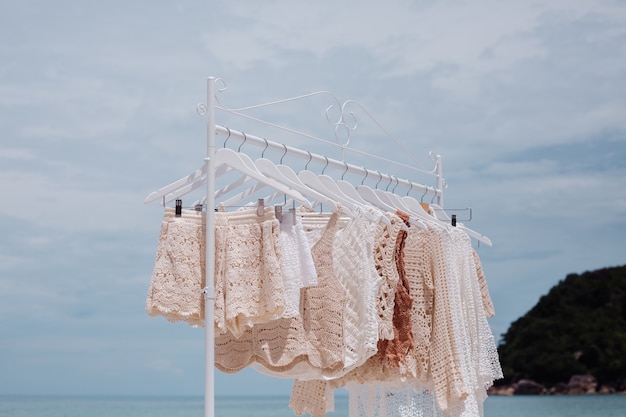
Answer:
[
  {"left": 274, "top": 205, "right": 283, "bottom": 223},
  {"left": 451, "top": 214, "right": 457, "bottom": 227},
  {"left": 175, "top": 199, "right": 182, "bottom": 217},
  {"left": 195, "top": 203, "right": 203, "bottom": 212},
  {"left": 257, "top": 198, "right": 265, "bottom": 217}
]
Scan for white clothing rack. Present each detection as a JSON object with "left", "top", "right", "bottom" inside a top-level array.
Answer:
[{"left": 147, "top": 76, "right": 464, "bottom": 417}]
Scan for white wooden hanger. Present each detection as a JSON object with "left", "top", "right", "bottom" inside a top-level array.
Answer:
[
  {"left": 362, "top": 175, "right": 428, "bottom": 229},
  {"left": 402, "top": 195, "right": 436, "bottom": 220},
  {"left": 336, "top": 179, "right": 370, "bottom": 206},
  {"left": 352, "top": 169, "right": 396, "bottom": 211},
  {"left": 217, "top": 181, "right": 273, "bottom": 209},
  {"left": 297, "top": 169, "right": 360, "bottom": 214},
  {"left": 375, "top": 176, "right": 414, "bottom": 213},
  {"left": 254, "top": 157, "right": 341, "bottom": 213},
  {"left": 300, "top": 170, "right": 395, "bottom": 227},
  {"left": 356, "top": 185, "right": 396, "bottom": 213},
  {"left": 317, "top": 173, "right": 394, "bottom": 225},
  {"left": 372, "top": 188, "right": 428, "bottom": 230},
  {"left": 144, "top": 164, "right": 232, "bottom": 205},
  {"left": 144, "top": 148, "right": 313, "bottom": 210},
  {"left": 214, "top": 148, "right": 315, "bottom": 209}
]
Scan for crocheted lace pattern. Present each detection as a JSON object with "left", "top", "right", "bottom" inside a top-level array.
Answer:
[
  {"left": 146, "top": 208, "right": 206, "bottom": 327},
  {"left": 147, "top": 205, "right": 502, "bottom": 417},
  {"left": 214, "top": 210, "right": 346, "bottom": 378}
]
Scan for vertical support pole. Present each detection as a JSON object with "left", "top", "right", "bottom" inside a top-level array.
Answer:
[
  {"left": 204, "top": 77, "right": 217, "bottom": 417},
  {"left": 435, "top": 154, "right": 444, "bottom": 208}
]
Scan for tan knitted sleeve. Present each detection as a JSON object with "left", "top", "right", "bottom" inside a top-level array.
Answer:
[{"left": 472, "top": 249, "right": 495, "bottom": 317}]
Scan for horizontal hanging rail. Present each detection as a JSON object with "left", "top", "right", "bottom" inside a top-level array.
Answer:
[{"left": 214, "top": 124, "right": 443, "bottom": 204}]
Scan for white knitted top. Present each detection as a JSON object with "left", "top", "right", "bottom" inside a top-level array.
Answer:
[
  {"left": 333, "top": 205, "right": 383, "bottom": 375},
  {"left": 278, "top": 213, "right": 318, "bottom": 319},
  {"left": 290, "top": 211, "right": 406, "bottom": 417},
  {"left": 340, "top": 222, "right": 502, "bottom": 417},
  {"left": 444, "top": 227, "right": 502, "bottom": 417}
]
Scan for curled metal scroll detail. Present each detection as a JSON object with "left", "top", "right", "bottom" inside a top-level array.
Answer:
[
  {"left": 196, "top": 103, "right": 207, "bottom": 116},
  {"left": 324, "top": 103, "right": 358, "bottom": 147}
]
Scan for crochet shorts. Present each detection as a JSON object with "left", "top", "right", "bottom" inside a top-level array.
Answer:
[
  {"left": 146, "top": 206, "right": 284, "bottom": 335},
  {"left": 214, "top": 206, "right": 284, "bottom": 338},
  {"left": 146, "top": 207, "right": 206, "bottom": 327}
]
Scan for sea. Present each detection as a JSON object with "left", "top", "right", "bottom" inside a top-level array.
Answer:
[{"left": 1, "top": 394, "right": 625, "bottom": 417}]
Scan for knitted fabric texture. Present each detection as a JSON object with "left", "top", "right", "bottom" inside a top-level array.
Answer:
[
  {"left": 432, "top": 226, "right": 502, "bottom": 415},
  {"left": 289, "top": 210, "right": 406, "bottom": 417},
  {"left": 294, "top": 214, "right": 319, "bottom": 288},
  {"left": 403, "top": 221, "right": 436, "bottom": 384},
  {"left": 347, "top": 383, "right": 442, "bottom": 417},
  {"left": 451, "top": 229, "right": 502, "bottom": 396},
  {"left": 335, "top": 220, "right": 433, "bottom": 387},
  {"left": 339, "top": 223, "right": 501, "bottom": 417},
  {"left": 213, "top": 207, "right": 285, "bottom": 338},
  {"left": 322, "top": 215, "right": 416, "bottom": 388},
  {"left": 333, "top": 205, "right": 383, "bottom": 375},
  {"left": 377, "top": 210, "right": 416, "bottom": 374},
  {"left": 472, "top": 249, "right": 494, "bottom": 318},
  {"left": 288, "top": 207, "right": 382, "bottom": 414},
  {"left": 214, "top": 210, "right": 346, "bottom": 378},
  {"left": 290, "top": 379, "right": 335, "bottom": 417},
  {"left": 373, "top": 213, "right": 403, "bottom": 341},
  {"left": 278, "top": 213, "right": 318, "bottom": 318},
  {"left": 146, "top": 208, "right": 206, "bottom": 327},
  {"left": 424, "top": 224, "right": 466, "bottom": 412}
]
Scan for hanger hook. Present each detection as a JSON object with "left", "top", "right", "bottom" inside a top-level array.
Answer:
[
  {"left": 322, "top": 156, "right": 329, "bottom": 174},
  {"left": 406, "top": 181, "right": 413, "bottom": 197},
  {"left": 341, "top": 161, "right": 349, "bottom": 180},
  {"left": 385, "top": 175, "right": 394, "bottom": 192},
  {"left": 420, "top": 185, "right": 429, "bottom": 202},
  {"left": 361, "top": 168, "right": 369, "bottom": 185},
  {"left": 431, "top": 187, "right": 438, "bottom": 204},
  {"left": 305, "top": 151, "right": 312, "bottom": 170},
  {"left": 223, "top": 127, "right": 231, "bottom": 148},
  {"left": 261, "top": 137, "right": 269, "bottom": 158},
  {"left": 238, "top": 132, "right": 248, "bottom": 152},
  {"left": 280, "top": 144, "right": 288, "bottom": 164},
  {"left": 391, "top": 176, "right": 399, "bottom": 193},
  {"left": 375, "top": 170, "right": 382, "bottom": 189}
]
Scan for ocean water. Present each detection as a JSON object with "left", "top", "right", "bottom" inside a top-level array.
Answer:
[{"left": 1, "top": 394, "right": 625, "bottom": 417}]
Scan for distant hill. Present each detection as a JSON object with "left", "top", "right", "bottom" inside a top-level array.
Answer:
[{"left": 496, "top": 264, "right": 626, "bottom": 391}]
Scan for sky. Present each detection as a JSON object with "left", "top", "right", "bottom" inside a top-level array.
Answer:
[{"left": 1, "top": 0, "right": 625, "bottom": 399}]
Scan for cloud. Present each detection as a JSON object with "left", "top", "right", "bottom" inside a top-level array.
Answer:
[{"left": 1, "top": 0, "right": 626, "bottom": 398}]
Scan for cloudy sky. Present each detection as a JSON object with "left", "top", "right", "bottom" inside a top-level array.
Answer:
[{"left": 1, "top": 0, "right": 625, "bottom": 398}]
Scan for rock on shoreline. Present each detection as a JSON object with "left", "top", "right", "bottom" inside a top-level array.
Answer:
[{"left": 488, "top": 374, "right": 626, "bottom": 396}]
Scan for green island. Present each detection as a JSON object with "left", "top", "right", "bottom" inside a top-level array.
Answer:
[{"left": 491, "top": 264, "right": 626, "bottom": 395}]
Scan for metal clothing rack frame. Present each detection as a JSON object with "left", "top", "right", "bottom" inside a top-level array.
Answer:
[{"left": 191, "top": 77, "right": 445, "bottom": 417}]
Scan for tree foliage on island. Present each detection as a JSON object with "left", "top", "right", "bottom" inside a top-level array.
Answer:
[{"left": 496, "top": 264, "right": 626, "bottom": 388}]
